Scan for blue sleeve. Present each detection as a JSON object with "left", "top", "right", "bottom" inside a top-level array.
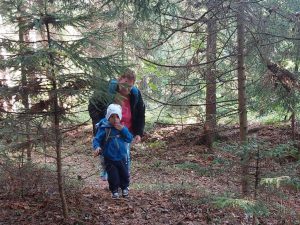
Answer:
[
  {"left": 108, "top": 79, "right": 118, "bottom": 94},
  {"left": 92, "top": 127, "right": 106, "bottom": 149},
  {"left": 120, "top": 126, "right": 133, "bottom": 143}
]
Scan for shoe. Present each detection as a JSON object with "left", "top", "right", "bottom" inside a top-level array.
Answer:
[
  {"left": 122, "top": 188, "right": 129, "bottom": 197},
  {"left": 111, "top": 191, "right": 119, "bottom": 199},
  {"left": 100, "top": 171, "right": 108, "bottom": 181}
]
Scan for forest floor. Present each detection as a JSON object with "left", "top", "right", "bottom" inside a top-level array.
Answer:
[{"left": 0, "top": 123, "right": 299, "bottom": 225}]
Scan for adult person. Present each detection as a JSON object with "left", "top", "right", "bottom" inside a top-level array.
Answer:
[{"left": 88, "top": 68, "right": 145, "bottom": 181}]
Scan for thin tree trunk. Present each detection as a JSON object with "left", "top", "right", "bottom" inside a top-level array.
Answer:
[
  {"left": 0, "top": 66, "right": 5, "bottom": 117},
  {"left": 121, "top": 10, "right": 125, "bottom": 65},
  {"left": 292, "top": 21, "right": 300, "bottom": 141},
  {"left": 0, "top": 15, "right": 10, "bottom": 114},
  {"left": 204, "top": 0, "right": 217, "bottom": 149},
  {"left": 45, "top": 22, "right": 68, "bottom": 219},
  {"left": 291, "top": 112, "right": 296, "bottom": 140},
  {"left": 236, "top": 0, "right": 249, "bottom": 196},
  {"left": 18, "top": 8, "right": 32, "bottom": 162}
]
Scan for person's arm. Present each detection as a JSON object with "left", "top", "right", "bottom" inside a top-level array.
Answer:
[
  {"left": 134, "top": 90, "right": 145, "bottom": 138},
  {"left": 88, "top": 99, "right": 107, "bottom": 121},
  {"left": 113, "top": 120, "right": 133, "bottom": 143},
  {"left": 120, "top": 126, "right": 133, "bottom": 143},
  {"left": 92, "top": 128, "right": 106, "bottom": 156}
]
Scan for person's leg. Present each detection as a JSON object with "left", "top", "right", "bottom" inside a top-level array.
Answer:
[
  {"left": 118, "top": 159, "right": 130, "bottom": 196},
  {"left": 99, "top": 155, "right": 108, "bottom": 181},
  {"left": 126, "top": 143, "right": 131, "bottom": 172},
  {"left": 105, "top": 159, "right": 120, "bottom": 195},
  {"left": 92, "top": 116, "right": 108, "bottom": 182}
]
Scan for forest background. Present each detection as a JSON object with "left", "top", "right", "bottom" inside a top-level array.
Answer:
[{"left": 0, "top": 0, "right": 299, "bottom": 224}]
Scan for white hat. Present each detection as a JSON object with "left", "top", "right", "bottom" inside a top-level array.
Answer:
[{"left": 105, "top": 104, "right": 122, "bottom": 120}]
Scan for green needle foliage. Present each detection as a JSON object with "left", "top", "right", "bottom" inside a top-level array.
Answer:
[
  {"left": 260, "top": 176, "right": 300, "bottom": 190},
  {"left": 0, "top": 0, "right": 168, "bottom": 218},
  {"left": 213, "top": 196, "right": 270, "bottom": 217},
  {"left": 0, "top": 0, "right": 124, "bottom": 153}
]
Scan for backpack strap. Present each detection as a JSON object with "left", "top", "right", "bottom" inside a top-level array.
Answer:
[
  {"left": 105, "top": 128, "right": 111, "bottom": 142},
  {"left": 131, "top": 86, "right": 139, "bottom": 106},
  {"left": 104, "top": 127, "right": 120, "bottom": 149}
]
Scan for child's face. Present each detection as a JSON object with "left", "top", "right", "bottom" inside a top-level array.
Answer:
[{"left": 109, "top": 114, "right": 120, "bottom": 125}]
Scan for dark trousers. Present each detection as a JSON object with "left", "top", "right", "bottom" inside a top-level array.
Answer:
[{"left": 104, "top": 158, "right": 129, "bottom": 193}]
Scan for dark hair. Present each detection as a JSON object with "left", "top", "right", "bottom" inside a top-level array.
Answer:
[{"left": 119, "top": 69, "right": 136, "bottom": 81}]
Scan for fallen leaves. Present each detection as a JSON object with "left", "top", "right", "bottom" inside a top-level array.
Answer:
[{"left": 0, "top": 124, "right": 299, "bottom": 224}]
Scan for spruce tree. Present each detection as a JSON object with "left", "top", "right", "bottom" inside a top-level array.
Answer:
[{"left": 0, "top": 0, "right": 124, "bottom": 218}]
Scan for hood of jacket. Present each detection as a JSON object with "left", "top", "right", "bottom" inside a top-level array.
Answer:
[{"left": 95, "top": 118, "right": 113, "bottom": 129}]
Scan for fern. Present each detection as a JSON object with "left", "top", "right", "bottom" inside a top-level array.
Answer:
[
  {"left": 260, "top": 176, "right": 300, "bottom": 190},
  {"left": 213, "top": 196, "right": 269, "bottom": 216},
  {"left": 263, "top": 142, "right": 299, "bottom": 160}
]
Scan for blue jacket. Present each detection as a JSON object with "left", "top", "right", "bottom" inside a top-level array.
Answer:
[{"left": 92, "top": 118, "right": 133, "bottom": 161}]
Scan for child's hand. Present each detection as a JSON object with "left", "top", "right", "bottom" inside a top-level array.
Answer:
[
  {"left": 112, "top": 118, "right": 123, "bottom": 130},
  {"left": 114, "top": 122, "right": 124, "bottom": 131},
  {"left": 94, "top": 147, "right": 101, "bottom": 157}
]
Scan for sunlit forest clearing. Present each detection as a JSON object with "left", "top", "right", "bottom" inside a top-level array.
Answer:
[{"left": 0, "top": 0, "right": 300, "bottom": 224}]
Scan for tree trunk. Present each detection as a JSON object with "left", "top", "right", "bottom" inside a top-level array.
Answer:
[
  {"left": 0, "top": 66, "right": 5, "bottom": 118},
  {"left": 46, "top": 22, "right": 69, "bottom": 219},
  {"left": 292, "top": 21, "right": 300, "bottom": 141},
  {"left": 18, "top": 5, "right": 32, "bottom": 162},
  {"left": 236, "top": 0, "right": 249, "bottom": 196},
  {"left": 291, "top": 112, "right": 296, "bottom": 140},
  {"left": 204, "top": 0, "right": 217, "bottom": 149}
]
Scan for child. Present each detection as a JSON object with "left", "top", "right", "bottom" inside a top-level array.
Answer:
[{"left": 93, "top": 104, "right": 133, "bottom": 199}]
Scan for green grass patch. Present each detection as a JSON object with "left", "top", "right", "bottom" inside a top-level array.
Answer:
[
  {"left": 213, "top": 196, "right": 270, "bottom": 217},
  {"left": 174, "top": 161, "right": 212, "bottom": 176},
  {"left": 146, "top": 140, "right": 166, "bottom": 149},
  {"left": 132, "top": 181, "right": 197, "bottom": 192},
  {"left": 264, "top": 142, "right": 300, "bottom": 160}
]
